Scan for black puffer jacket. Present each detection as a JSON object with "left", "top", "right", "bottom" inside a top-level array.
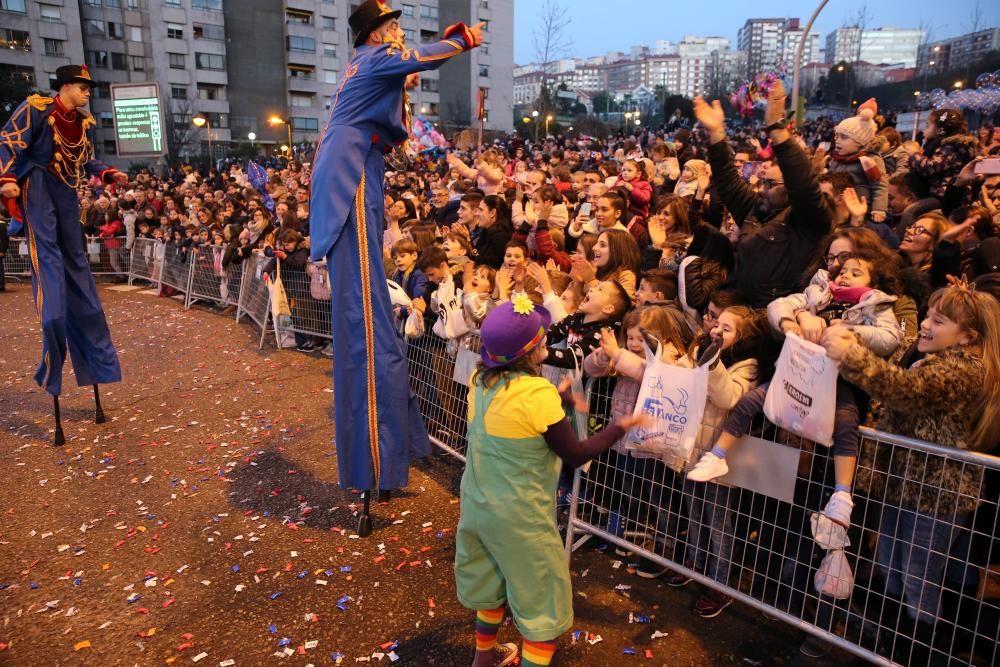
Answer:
[{"left": 708, "top": 138, "right": 834, "bottom": 308}]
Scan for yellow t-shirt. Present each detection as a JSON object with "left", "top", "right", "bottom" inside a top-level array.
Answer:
[{"left": 468, "top": 374, "right": 566, "bottom": 440}]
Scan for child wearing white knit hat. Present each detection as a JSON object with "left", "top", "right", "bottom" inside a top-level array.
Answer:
[{"left": 828, "top": 99, "right": 889, "bottom": 222}]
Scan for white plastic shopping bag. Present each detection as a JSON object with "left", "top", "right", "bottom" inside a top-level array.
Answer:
[
  {"left": 627, "top": 340, "right": 709, "bottom": 464},
  {"left": 431, "top": 276, "right": 470, "bottom": 340},
  {"left": 814, "top": 549, "right": 854, "bottom": 599},
  {"left": 763, "top": 333, "right": 839, "bottom": 447}
]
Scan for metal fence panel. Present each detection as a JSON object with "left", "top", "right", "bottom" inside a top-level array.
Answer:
[
  {"left": 4, "top": 237, "right": 31, "bottom": 278},
  {"left": 275, "top": 259, "right": 332, "bottom": 342},
  {"left": 85, "top": 235, "right": 130, "bottom": 276},
  {"left": 159, "top": 242, "right": 193, "bottom": 294},
  {"left": 128, "top": 237, "right": 162, "bottom": 286},
  {"left": 186, "top": 246, "right": 243, "bottom": 309},
  {"left": 236, "top": 253, "right": 272, "bottom": 349}
]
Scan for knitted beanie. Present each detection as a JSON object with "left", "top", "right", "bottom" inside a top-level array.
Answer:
[{"left": 835, "top": 99, "right": 878, "bottom": 149}]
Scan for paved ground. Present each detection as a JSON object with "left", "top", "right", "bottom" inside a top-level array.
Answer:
[{"left": 0, "top": 281, "right": 836, "bottom": 666}]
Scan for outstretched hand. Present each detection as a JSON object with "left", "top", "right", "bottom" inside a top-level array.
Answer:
[
  {"left": 693, "top": 97, "right": 725, "bottom": 140},
  {"left": 469, "top": 22, "right": 486, "bottom": 46},
  {"left": 557, "top": 376, "right": 589, "bottom": 413}
]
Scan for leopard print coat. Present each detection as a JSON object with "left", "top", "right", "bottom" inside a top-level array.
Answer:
[{"left": 840, "top": 344, "right": 986, "bottom": 516}]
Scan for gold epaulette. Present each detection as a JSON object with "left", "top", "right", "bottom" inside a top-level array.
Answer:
[
  {"left": 80, "top": 109, "right": 96, "bottom": 129},
  {"left": 26, "top": 94, "right": 54, "bottom": 111}
]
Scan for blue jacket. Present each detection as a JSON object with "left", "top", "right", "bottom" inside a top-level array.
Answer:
[{"left": 308, "top": 25, "right": 476, "bottom": 261}]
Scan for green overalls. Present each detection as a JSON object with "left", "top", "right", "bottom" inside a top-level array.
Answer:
[{"left": 454, "top": 375, "right": 574, "bottom": 642}]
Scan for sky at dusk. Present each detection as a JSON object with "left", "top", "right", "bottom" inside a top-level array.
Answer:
[{"left": 512, "top": 0, "right": 1000, "bottom": 65}]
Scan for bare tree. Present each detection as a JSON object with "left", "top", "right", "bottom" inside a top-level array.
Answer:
[
  {"left": 163, "top": 96, "right": 195, "bottom": 162},
  {"left": 532, "top": 0, "right": 571, "bottom": 115},
  {"left": 840, "top": 3, "right": 871, "bottom": 106},
  {"left": 963, "top": 1, "right": 984, "bottom": 81}
]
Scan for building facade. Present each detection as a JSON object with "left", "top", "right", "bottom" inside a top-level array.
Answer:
[
  {"left": 0, "top": 0, "right": 513, "bottom": 165},
  {"left": 917, "top": 28, "right": 1000, "bottom": 74},
  {"left": 738, "top": 18, "right": 785, "bottom": 76},
  {"left": 825, "top": 27, "right": 925, "bottom": 68}
]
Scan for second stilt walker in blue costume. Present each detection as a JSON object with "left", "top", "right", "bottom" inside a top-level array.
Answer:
[{"left": 309, "top": 0, "right": 483, "bottom": 492}]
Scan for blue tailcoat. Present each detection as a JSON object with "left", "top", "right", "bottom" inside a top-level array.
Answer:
[
  {"left": 309, "top": 31, "right": 474, "bottom": 490},
  {"left": 0, "top": 96, "right": 122, "bottom": 396}
]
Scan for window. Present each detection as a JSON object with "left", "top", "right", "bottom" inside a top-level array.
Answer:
[
  {"left": 87, "top": 20, "right": 106, "bottom": 36},
  {"left": 89, "top": 50, "right": 109, "bottom": 68},
  {"left": 203, "top": 113, "right": 228, "bottom": 128},
  {"left": 420, "top": 29, "right": 436, "bottom": 43},
  {"left": 127, "top": 0, "right": 142, "bottom": 8},
  {"left": 168, "top": 52, "right": 185, "bottom": 69},
  {"left": 401, "top": 4, "right": 414, "bottom": 18},
  {"left": 290, "top": 93, "right": 313, "bottom": 107},
  {"left": 419, "top": 5, "right": 438, "bottom": 19},
  {"left": 103, "top": 140, "right": 117, "bottom": 155},
  {"left": 286, "top": 9, "right": 312, "bottom": 24},
  {"left": 0, "top": 0, "right": 26, "bottom": 14},
  {"left": 195, "top": 52, "right": 225, "bottom": 70},
  {"left": 420, "top": 77, "right": 438, "bottom": 92},
  {"left": 193, "top": 24, "right": 225, "bottom": 40},
  {"left": 286, "top": 36, "right": 315, "bottom": 53},
  {"left": 43, "top": 39, "right": 64, "bottom": 57},
  {"left": 291, "top": 117, "right": 319, "bottom": 131},
  {"left": 171, "top": 86, "right": 187, "bottom": 99},
  {"left": 129, "top": 27, "right": 142, "bottom": 41},
  {"left": 321, "top": 17, "right": 335, "bottom": 30},
  {"left": 105, "top": 0, "right": 121, "bottom": 7},
  {"left": 100, "top": 111, "right": 114, "bottom": 128},
  {"left": 111, "top": 52, "right": 128, "bottom": 70},
  {"left": 479, "top": 65, "right": 489, "bottom": 77},
  {"left": 39, "top": 5, "right": 60, "bottom": 21},
  {"left": 84, "top": 0, "right": 101, "bottom": 6},
  {"left": 197, "top": 84, "right": 224, "bottom": 100},
  {"left": 1, "top": 30, "right": 30, "bottom": 52},
  {"left": 164, "top": 0, "right": 180, "bottom": 6},
  {"left": 288, "top": 64, "right": 315, "bottom": 79},
  {"left": 480, "top": 42, "right": 488, "bottom": 55},
  {"left": 131, "top": 56, "right": 144, "bottom": 71},
  {"left": 93, "top": 82, "right": 110, "bottom": 99},
  {"left": 172, "top": 113, "right": 190, "bottom": 125},
  {"left": 322, "top": 44, "right": 336, "bottom": 57},
  {"left": 404, "top": 29, "right": 415, "bottom": 41},
  {"left": 107, "top": 22, "right": 122, "bottom": 39},
  {"left": 323, "top": 70, "right": 337, "bottom": 84},
  {"left": 191, "top": 0, "right": 221, "bottom": 10},
  {"left": 167, "top": 23, "right": 184, "bottom": 39}
]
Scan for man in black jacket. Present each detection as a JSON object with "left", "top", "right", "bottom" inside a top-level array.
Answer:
[{"left": 694, "top": 81, "right": 833, "bottom": 308}]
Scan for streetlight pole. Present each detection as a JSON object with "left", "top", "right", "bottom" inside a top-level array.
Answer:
[
  {"left": 192, "top": 113, "right": 212, "bottom": 162},
  {"left": 790, "top": 0, "right": 830, "bottom": 122},
  {"left": 545, "top": 114, "right": 552, "bottom": 138},
  {"left": 531, "top": 110, "right": 539, "bottom": 142}
]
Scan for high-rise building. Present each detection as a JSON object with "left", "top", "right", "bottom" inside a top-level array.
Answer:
[
  {"left": 438, "top": 0, "right": 513, "bottom": 132},
  {"left": 917, "top": 28, "right": 1000, "bottom": 74},
  {"left": 0, "top": 0, "right": 513, "bottom": 165},
  {"left": 779, "top": 19, "right": 820, "bottom": 70},
  {"left": 825, "top": 27, "right": 924, "bottom": 68},
  {"left": 738, "top": 18, "right": 785, "bottom": 76}
]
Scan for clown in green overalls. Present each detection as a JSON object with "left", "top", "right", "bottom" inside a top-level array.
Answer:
[{"left": 454, "top": 294, "right": 651, "bottom": 667}]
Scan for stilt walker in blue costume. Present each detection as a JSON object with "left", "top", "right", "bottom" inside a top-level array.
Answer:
[
  {"left": 309, "top": 0, "right": 483, "bottom": 533},
  {"left": 0, "top": 65, "right": 126, "bottom": 445}
]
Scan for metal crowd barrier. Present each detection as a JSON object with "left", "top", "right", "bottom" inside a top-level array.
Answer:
[
  {"left": 4, "top": 235, "right": 131, "bottom": 280},
  {"left": 401, "top": 330, "right": 1000, "bottom": 667},
  {"left": 276, "top": 259, "right": 332, "bottom": 345},
  {"left": 94, "top": 241, "right": 1000, "bottom": 666},
  {"left": 128, "top": 237, "right": 161, "bottom": 286},
  {"left": 186, "top": 245, "right": 244, "bottom": 310}
]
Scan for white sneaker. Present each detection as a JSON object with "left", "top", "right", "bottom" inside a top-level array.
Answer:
[
  {"left": 823, "top": 490, "right": 854, "bottom": 527},
  {"left": 319, "top": 343, "right": 333, "bottom": 357},
  {"left": 686, "top": 452, "right": 729, "bottom": 482},
  {"left": 491, "top": 642, "right": 519, "bottom": 667}
]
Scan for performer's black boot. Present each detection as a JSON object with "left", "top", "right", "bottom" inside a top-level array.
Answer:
[
  {"left": 93, "top": 384, "right": 106, "bottom": 424},
  {"left": 53, "top": 396, "right": 65, "bottom": 447},
  {"left": 357, "top": 490, "right": 373, "bottom": 537}
]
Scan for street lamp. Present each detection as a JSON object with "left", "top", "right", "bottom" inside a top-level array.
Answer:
[
  {"left": 280, "top": 144, "right": 289, "bottom": 155},
  {"left": 531, "top": 110, "right": 539, "bottom": 142},
  {"left": 624, "top": 111, "right": 633, "bottom": 133},
  {"left": 268, "top": 115, "right": 293, "bottom": 153},
  {"left": 191, "top": 113, "right": 211, "bottom": 158},
  {"left": 954, "top": 80, "right": 963, "bottom": 89},
  {"left": 545, "top": 114, "right": 553, "bottom": 137}
]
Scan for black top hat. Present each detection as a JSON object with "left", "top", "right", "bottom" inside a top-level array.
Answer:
[
  {"left": 54, "top": 64, "right": 97, "bottom": 89},
  {"left": 349, "top": 0, "right": 402, "bottom": 48}
]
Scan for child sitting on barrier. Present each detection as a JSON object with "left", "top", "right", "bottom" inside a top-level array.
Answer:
[
  {"left": 455, "top": 295, "right": 651, "bottom": 667},
  {"left": 688, "top": 250, "right": 904, "bottom": 534},
  {"left": 390, "top": 239, "right": 428, "bottom": 302},
  {"left": 821, "top": 282, "right": 1000, "bottom": 628},
  {"left": 461, "top": 263, "right": 497, "bottom": 332}
]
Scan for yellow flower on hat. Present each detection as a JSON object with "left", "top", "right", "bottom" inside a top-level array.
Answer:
[{"left": 512, "top": 292, "right": 534, "bottom": 315}]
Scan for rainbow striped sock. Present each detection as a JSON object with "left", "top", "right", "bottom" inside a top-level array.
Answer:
[
  {"left": 521, "top": 639, "right": 558, "bottom": 666},
  {"left": 474, "top": 607, "right": 505, "bottom": 652}
]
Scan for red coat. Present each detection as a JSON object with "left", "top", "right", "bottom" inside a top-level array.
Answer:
[
  {"left": 615, "top": 177, "right": 652, "bottom": 220},
  {"left": 99, "top": 218, "right": 124, "bottom": 249}
]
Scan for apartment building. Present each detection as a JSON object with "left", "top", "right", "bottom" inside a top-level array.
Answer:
[{"left": 0, "top": 0, "right": 513, "bottom": 165}]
